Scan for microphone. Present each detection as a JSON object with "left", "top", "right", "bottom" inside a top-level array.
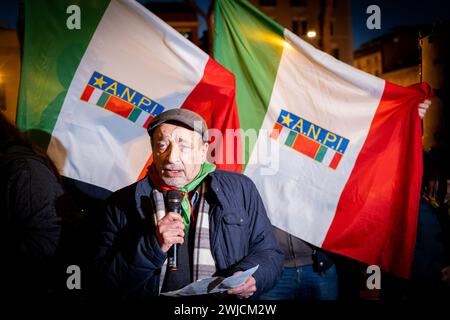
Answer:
[{"left": 166, "top": 190, "right": 182, "bottom": 271}]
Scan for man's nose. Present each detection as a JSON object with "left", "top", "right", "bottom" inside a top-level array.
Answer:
[{"left": 167, "top": 143, "right": 181, "bottom": 164}]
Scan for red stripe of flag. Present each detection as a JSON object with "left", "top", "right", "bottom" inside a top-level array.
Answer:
[
  {"left": 329, "top": 152, "right": 343, "bottom": 170},
  {"left": 270, "top": 122, "right": 283, "bottom": 140},
  {"left": 322, "top": 82, "right": 430, "bottom": 278},
  {"left": 182, "top": 58, "right": 242, "bottom": 172},
  {"left": 80, "top": 85, "right": 94, "bottom": 102},
  {"left": 142, "top": 115, "right": 153, "bottom": 129}
]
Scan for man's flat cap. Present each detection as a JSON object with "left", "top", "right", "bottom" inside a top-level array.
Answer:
[{"left": 146, "top": 109, "right": 209, "bottom": 142}]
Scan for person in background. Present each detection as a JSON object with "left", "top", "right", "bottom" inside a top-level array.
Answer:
[{"left": 0, "top": 112, "right": 63, "bottom": 300}]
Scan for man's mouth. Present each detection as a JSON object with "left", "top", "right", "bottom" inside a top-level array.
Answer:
[{"left": 163, "top": 169, "right": 184, "bottom": 177}]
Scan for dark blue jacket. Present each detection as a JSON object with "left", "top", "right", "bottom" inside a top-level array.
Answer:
[{"left": 95, "top": 170, "right": 284, "bottom": 300}]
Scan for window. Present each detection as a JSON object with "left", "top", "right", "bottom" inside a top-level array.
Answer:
[
  {"left": 292, "top": 20, "right": 299, "bottom": 34},
  {"left": 290, "top": 0, "right": 307, "bottom": 6},
  {"left": 0, "top": 83, "right": 5, "bottom": 111},
  {"left": 260, "top": 0, "right": 276, "bottom": 6},
  {"left": 301, "top": 20, "right": 308, "bottom": 35},
  {"left": 333, "top": 48, "right": 340, "bottom": 59}
]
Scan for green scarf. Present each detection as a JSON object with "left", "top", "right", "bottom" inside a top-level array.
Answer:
[
  {"left": 178, "top": 161, "right": 216, "bottom": 230},
  {"left": 149, "top": 161, "right": 216, "bottom": 231}
]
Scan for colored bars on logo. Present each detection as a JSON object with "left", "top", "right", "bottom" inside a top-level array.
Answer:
[
  {"left": 270, "top": 122, "right": 344, "bottom": 170},
  {"left": 81, "top": 84, "right": 153, "bottom": 128}
]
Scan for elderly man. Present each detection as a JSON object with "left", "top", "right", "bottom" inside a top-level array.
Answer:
[{"left": 95, "top": 109, "right": 283, "bottom": 300}]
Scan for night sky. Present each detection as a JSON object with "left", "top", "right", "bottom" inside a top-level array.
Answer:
[
  {"left": 351, "top": 0, "right": 450, "bottom": 49},
  {"left": 1, "top": 0, "right": 450, "bottom": 50}
]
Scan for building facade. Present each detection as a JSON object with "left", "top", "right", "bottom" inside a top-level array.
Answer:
[
  {"left": 250, "top": 0, "right": 353, "bottom": 64},
  {"left": 145, "top": 2, "right": 201, "bottom": 46},
  {"left": 0, "top": 28, "right": 21, "bottom": 123},
  {"left": 353, "top": 27, "right": 422, "bottom": 86}
]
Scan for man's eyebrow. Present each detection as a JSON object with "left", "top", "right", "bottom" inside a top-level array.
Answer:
[{"left": 177, "top": 136, "right": 191, "bottom": 143}]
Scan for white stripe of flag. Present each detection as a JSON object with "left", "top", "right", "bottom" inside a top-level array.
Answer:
[
  {"left": 322, "top": 148, "right": 337, "bottom": 167},
  {"left": 88, "top": 87, "right": 103, "bottom": 105},
  {"left": 135, "top": 110, "right": 151, "bottom": 127}
]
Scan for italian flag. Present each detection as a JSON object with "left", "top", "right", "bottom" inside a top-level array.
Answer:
[
  {"left": 214, "top": 0, "right": 432, "bottom": 278},
  {"left": 18, "top": 0, "right": 241, "bottom": 193}
]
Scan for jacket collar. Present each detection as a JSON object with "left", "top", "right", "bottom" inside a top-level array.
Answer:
[{"left": 134, "top": 175, "right": 154, "bottom": 220}]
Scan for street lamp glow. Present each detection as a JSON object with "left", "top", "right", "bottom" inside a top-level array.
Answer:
[{"left": 307, "top": 30, "right": 317, "bottom": 38}]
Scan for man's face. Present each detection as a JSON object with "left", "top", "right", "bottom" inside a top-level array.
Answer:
[{"left": 152, "top": 123, "right": 208, "bottom": 187}]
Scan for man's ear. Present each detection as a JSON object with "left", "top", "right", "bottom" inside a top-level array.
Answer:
[{"left": 200, "top": 142, "right": 209, "bottom": 163}]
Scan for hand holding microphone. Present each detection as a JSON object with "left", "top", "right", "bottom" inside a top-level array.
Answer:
[
  {"left": 155, "top": 190, "right": 184, "bottom": 257},
  {"left": 155, "top": 190, "right": 183, "bottom": 270}
]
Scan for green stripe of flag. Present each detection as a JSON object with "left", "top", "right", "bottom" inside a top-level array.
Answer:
[
  {"left": 285, "top": 131, "right": 297, "bottom": 147},
  {"left": 128, "top": 108, "right": 142, "bottom": 122},
  {"left": 17, "top": 0, "right": 110, "bottom": 149},
  {"left": 213, "top": 0, "right": 285, "bottom": 167},
  {"left": 315, "top": 145, "right": 328, "bottom": 162},
  {"left": 97, "top": 92, "right": 110, "bottom": 107}
]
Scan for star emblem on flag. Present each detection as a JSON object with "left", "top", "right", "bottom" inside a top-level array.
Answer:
[
  {"left": 281, "top": 113, "right": 293, "bottom": 126},
  {"left": 93, "top": 75, "right": 107, "bottom": 88}
]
